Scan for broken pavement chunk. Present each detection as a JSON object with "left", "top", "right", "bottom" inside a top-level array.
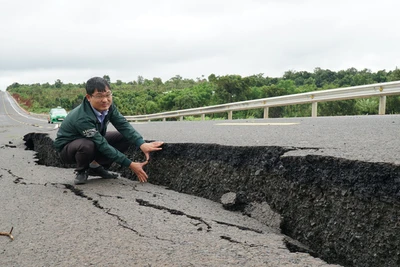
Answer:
[{"left": 220, "top": 191, "right": 248, "bottom": 211}]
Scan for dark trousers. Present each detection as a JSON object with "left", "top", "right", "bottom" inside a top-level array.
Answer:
[{"left": 60, "top": 131, "right": 129, "bottom": 172}]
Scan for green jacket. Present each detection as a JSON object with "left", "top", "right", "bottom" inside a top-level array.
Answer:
[{"left": 53, "top": 98, "right": 145, "bottom": 167}]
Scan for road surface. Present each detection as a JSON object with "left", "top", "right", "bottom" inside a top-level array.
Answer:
[{"left": 3, "top": 90, "right": 398, "bottom": 266}]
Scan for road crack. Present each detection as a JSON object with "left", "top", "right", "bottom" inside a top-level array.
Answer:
[
  {"left": 136, "top": 198, "right": 212, "bottom": 230},
  {"left": 1, "top": 168, "right": 27, "bottom": 184},
  {"left": 97, "top": 193, "right": 124, "bottom": 199},
  {"left": 220, "top": 235, "right": 268, "bottom": 248},
  {"left": 59, "top": 184, "right": 148, "bottom": 236},
  {"left": 59, "top": 184, "right": 175, "bottom": 242},
  {"left": 213, "top": 220, "right": 263, "bottom": 234}
]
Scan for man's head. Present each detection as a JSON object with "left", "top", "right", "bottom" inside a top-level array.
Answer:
[
  {"left": 85, "top": 77, "right": 113, "bottom": 112},
  {"left": 86, "top": 77, "right": 110, "bottom": 95}
]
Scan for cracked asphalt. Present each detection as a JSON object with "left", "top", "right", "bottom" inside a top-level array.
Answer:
[
  {"left": 5, "top": 91, "right": 399, "bottom": 266},
  {"left": 0, "top": 146, "right": 339, "bottom": 266},
  {"left": 0, "top": 91, "right": 344, "bottom": 266}
]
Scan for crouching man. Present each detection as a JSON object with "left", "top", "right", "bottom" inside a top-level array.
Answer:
[{"left": 54, "top": 76, "right": 163, "bottom": 185}]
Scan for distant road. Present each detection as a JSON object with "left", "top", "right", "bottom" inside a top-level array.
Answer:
[{"left": 0, "top": 90, "right": 54, "bottom": 132}]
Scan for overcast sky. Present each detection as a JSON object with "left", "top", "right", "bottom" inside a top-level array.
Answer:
[{"left": 1, "top": 0, "right": 399, "bottom": 91}]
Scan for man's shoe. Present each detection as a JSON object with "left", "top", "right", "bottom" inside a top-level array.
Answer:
[
  {"left": 74, "top": 171, "right": 88, "bottom": 185},
  {"left": 87, "top": 166, "right": 118, "bottom": 179}
]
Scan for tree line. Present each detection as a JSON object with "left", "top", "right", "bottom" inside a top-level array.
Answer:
[{"left": 6, "top": 67, "right": 400, "bottom": 119}]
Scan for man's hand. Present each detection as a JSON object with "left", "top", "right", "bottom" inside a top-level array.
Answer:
[
  {"left": 140, "top": 141, "right": 164, "bottom": 161},
  {"left": 129, "top": 161, "right": 149, "bottom": 182}
]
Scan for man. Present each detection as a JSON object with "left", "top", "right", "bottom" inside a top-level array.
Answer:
[{"left": 54, "top": 76, "right": 163, "bottom": 185}]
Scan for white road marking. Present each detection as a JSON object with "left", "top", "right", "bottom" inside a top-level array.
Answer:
[{"left": 215, "top": 122, "right": 300, "bottom": 126}]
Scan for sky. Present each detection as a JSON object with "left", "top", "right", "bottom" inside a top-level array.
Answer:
[{"left": 1, "top": 0, "right": 399, "bottom": 91}]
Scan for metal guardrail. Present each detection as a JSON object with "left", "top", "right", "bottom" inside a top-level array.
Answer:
[{"left": 125, "top": 81, "right": 400, "bottom": 121}]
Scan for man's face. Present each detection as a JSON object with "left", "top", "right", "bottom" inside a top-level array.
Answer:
[{"left": 86, "top": 87, "right": 113, "bottom": 112}]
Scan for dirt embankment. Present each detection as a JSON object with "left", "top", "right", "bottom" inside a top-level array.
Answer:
[
  {"left": 11, "top": 93, "right": 32, "bottom": 110},
  {"left": 24, "top": 132, "right": 400, "bottom": 267}
]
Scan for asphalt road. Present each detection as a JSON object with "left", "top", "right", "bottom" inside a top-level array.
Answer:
[
  {"left": 129, "top": 115, "right": 400, "bottom": 166},
  {"left": 3, "top": 89, "right": 398, "bottom": 266}
]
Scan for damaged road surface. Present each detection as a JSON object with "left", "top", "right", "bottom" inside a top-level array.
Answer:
[
  {"left": 0, "top": 143, "right": 339, "bottom": 267},
  {"left": 21, "top": 133, "right": 400, "bottom": 267},
  {"left": 1, "top": 92, "right": 400, "bottom": 266}
]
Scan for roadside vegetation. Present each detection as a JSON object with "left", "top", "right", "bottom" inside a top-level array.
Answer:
[{"left": 6, "top": 67, "right": 400, "bottom": 119}]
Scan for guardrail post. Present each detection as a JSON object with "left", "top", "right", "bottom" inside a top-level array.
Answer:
[
  {"left": 228, "top": 111, "right": 233, "bottom": 120},
  {"left": 201, "top": 114, "right": 205, "bottom": 121},
  {"left": 179, "top": 116, "right": 183, "bottom": 121},
  {"left": 163, "top": 118, "right": 166, "bottom": 122},
  {"left": 379, "top": 96, "right": 386, "bottom": 115},
  {"left": 311, "top": 102, "right": 318, "bottom": 117},
  {"left": 263, "top": 107, "right": 269, "bottom": 119}
]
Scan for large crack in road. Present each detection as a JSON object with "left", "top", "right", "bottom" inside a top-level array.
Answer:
[{"left": 23, "top": 132, "right": 400, "bottom": 267}]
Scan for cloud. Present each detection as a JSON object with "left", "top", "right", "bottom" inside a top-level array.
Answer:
[{"left": 1, "top": 0, "right": 399, "bottom": 90}]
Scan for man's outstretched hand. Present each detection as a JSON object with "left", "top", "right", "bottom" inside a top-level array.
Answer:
[
  {"left": 129, "top": 161, "right": 149, "bottom": 182},
  {"left": 140, "top": 141, "right": 164, "bottom": 161},
  {"left": 131, "top": 141, "right": 163, "bottom": 182}
]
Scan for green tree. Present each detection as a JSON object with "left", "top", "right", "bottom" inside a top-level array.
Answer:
[
  {"left": 214, "top": 75, "right": 251, "bottom": 103},
  {"left": 276, "top": 79, "right": 296, "bottom": 95},
  {"left": 145, "top": 101, "right": 158, "bottom": 114},
  {"left": 103, "top": 75, "right": 111, "bottom": 84},
  {"left": 314, "top": 68, "right": 336, "bottom": 88},
  {"left": 373, "top": 70, "right": 388, "bottom": 83},
  {"left": 174, "top": 92, "right": 200, "bottom": 109},
  {"left": 169, "top": 75, "right": 183, "bottom": 89},
  {"left": 355, "top": 98, "right": 378, "bottom": 114},
  {"left": 137, "top": 75, "right": 144, "bottom": 85},
  {"left": 208, "top": 74, "right": 217, "bottom": 83},
  {"left": 54, "top": 79, "right": 63, "bottom": 88},
  {"left": 387, "top": 96, "right": 400, "bottom": 114},
  {"left": 153, "top": 77, "right": 163, "bottom": 88},
  {"left": 388, "top": 68, "right": 400, "bottom": 81},
  {"left": 247, "top": 73, "right": 268, "bottom": 87}
]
